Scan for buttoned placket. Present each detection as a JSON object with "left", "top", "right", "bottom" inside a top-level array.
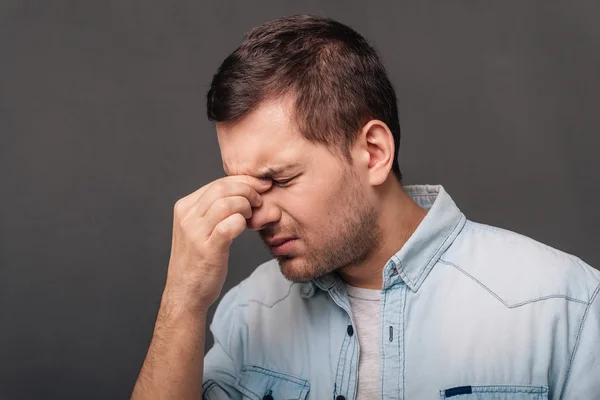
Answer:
[
  {"left": 321, "top": 256, "right": 409, "bottom": 400},
  {"left": 325, "top": 277, "right": 359, "bottom": 400},
  {"left": 380, "top": 258, "right": 407, "bottom": 400}
]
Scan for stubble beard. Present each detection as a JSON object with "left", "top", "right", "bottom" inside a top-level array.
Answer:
[{"left": 277, "top": 170, "right": 382, "bottom": 283}]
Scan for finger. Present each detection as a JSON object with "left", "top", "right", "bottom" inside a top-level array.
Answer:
[
  {"left": 201, "top": 196, "right": 253, "bottom": 237},
  {"left": 195, "top": 181, "right": 263, "bottom": 217},
  {"left": 207, "top": 213, "right": 247, "bottom": 251},
  {"left": 184, "top": 175, "right": 272, "bottom": 208}
]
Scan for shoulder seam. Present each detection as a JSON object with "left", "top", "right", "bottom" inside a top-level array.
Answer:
[{"left": 439, "top": 259, "right": 590, "bottom": 307}]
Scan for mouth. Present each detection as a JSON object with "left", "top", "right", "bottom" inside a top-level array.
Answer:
[
  {"left": 267, "top": 237, "right": 298, "bottom": 256},
  {"left": 266, "top": 236, "right": 295, "bottom": 246}
]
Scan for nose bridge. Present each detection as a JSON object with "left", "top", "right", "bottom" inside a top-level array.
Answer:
[{"left": 247, "top": 197, "right": 280, "bottom": 231}]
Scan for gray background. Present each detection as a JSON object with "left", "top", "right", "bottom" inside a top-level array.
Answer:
[{"left": 1, "top": 1, "right": 599, "bottom": 399}]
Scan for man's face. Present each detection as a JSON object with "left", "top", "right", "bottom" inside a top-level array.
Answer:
[{"left": 217, "top": 98, "right": 382, "bottom": 282}]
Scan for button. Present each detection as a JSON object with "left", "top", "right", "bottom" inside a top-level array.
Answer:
[
  {"left": 347, "top": 325, "right": 354, "bottom": 336},
  {"left": 336, "top": 396, "right": 346, "bottom": 400},
  {"left": 263, "top": 390, "right": 274, "bottom": 400}
]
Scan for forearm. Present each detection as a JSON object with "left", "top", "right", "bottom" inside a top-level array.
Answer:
[
  {"left": 131, "top": 175, "right": 266, "bottom": 399},
  {"left": 131, "top": 295, "right": 207, "bottom": 400}
]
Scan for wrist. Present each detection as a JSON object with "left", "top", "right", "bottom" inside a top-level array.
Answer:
[{"left": 159, "top": 288, "right": 211, "bottom": 319}]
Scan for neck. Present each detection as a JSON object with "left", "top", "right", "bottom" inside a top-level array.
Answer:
[{"left": 337, "top": 178, "right": 428, "bottom": 289}]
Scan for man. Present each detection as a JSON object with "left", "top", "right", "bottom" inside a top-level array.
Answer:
[{"left": 132, "top": 15, "right": 600, "bottom": 400}]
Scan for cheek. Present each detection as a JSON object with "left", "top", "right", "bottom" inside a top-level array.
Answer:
[{"left": 281, "top": 184, "right": 333, "bottom": 228}]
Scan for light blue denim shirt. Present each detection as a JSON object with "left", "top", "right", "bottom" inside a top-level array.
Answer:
[{"left": 202, "top": 184, "right": 600, "bottom": 400}]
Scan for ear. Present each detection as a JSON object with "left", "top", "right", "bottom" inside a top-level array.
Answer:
[{"left": 352, "top": 120, "right": 395, "bottom": 186}]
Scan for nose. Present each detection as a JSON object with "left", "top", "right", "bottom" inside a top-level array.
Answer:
[{"left": 246, "top": 197, "right": 281, "bottom": 231}]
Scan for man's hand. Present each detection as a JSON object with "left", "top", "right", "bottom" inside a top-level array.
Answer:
[
  {"left": 131, "top": 175, "right": 272, "bottom": 400},
  {"left": 162, "top": 175, "right": 272, "bottom": 313}
]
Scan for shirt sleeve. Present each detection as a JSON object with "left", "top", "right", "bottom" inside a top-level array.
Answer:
[
  {"left": 559, "top": 282, "right": 600, "bottom": 398},
  {"left": 202, "top": 285, "right": 243, "bottom": 400}
]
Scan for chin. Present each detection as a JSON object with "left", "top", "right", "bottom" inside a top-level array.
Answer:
[{"left": 277, "top": 255, "right": 323, "bottom": 283}]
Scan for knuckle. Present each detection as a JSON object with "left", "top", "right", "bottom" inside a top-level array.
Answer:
[
  {"left": 213, "top": 181, "right": 228, "bottom": 196},
  {"left": 173, "top": 204, "right": 190, "bottom": 223},
  {"left": 177, "top": 217, "right": 191, "bottom": 233},
  {"left": 173, "top": 198, "right": 186, "bottom": 215},
  {"left": 214, "top": 222, "right": 229, "bottom": 237},
  {"left": 215, "top": 198, "right": 232, "bottom": 214}
]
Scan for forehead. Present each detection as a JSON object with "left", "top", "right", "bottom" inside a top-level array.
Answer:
[{"left": 217, "top": 99, "right": 310, "bottom": 177}]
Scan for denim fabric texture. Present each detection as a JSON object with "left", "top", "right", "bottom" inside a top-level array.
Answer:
[{"left": 202, "top": 185, "right": 600, "bottom": 400}]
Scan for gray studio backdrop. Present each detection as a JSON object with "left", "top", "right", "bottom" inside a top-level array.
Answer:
[{"left": 1, "top": 1, "right": 599, "bottom": 399}]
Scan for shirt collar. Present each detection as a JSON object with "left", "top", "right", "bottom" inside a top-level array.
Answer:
[{"left": 301, "top": 184, "right": 466, "bottom": 297}]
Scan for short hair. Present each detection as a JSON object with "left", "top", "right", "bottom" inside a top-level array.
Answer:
[{"left": 206, "top": 14, "right": 403, "bottom": 183}]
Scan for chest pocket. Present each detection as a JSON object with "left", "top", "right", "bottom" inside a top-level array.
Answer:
[
  {"left": 440, "top": 385, "right": 549, "bottom": 399},
  {"left": 235, "top": 365, "right": 310, "bottom": 400}
]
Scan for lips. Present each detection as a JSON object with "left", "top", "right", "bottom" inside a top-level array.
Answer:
[
  {"left": 266, "top": 236, "right": 296, "bottom": 247},
  {"left": 267, "top": 237, "right": 298, "bottom": 256}
]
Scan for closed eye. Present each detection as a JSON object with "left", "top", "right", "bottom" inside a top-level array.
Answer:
[{"left": 272, "top": 177, "right": 294, "bottom": 186}]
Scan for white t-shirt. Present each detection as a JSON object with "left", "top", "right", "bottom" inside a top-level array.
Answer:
[{"left": 346, "top": 283, "right": 382, "bottom": 399}]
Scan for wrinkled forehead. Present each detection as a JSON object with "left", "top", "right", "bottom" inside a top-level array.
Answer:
[{"left": 216, "top": 100, "right": 309, "bottom": 178}]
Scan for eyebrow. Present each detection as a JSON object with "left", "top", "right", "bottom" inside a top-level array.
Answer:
[{"left": 223, "top": 162, "right": 301, "bottom": 179}]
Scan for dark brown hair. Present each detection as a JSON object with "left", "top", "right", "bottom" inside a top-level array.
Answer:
[{"left": 206, "top": 15, "right": 403, "bottom": 182}]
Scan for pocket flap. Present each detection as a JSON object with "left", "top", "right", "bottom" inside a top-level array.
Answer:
[
  {"left": 235, "top": 365, "right": 310, "bottom": 400},
  {"left": 440, "top": 385, "right": 549, "bottom": 399}
]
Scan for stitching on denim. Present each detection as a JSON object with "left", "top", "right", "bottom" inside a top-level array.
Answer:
[
  {"left": 344, "top": 310, "right": 352, "bottom": 396},
  {"left": 300, "top": 385, "right": 309, "bottom": 399},
  {"left": 235, "top": 375, "right": 261, "bottom": 400},
  {"left": 334, "top": 334, "right": 346, "bottom": 397},
  {"left": 395, "top": 213, "right": 465, "bottom": 292},
  {"left": 335, "top": 286, "right": 355, "bottom": 398},
  {"left": 558, "top": 282, "right": 600, "bottom": 396},
  {"left": 240, "top": 365, "right": 309, "bottom": 387},
  {"left": 347, "top": 322, "right": 358, "bottom": 398},
  {"left": 470, "top": 385, "right": 548, "bottom": 393},
  {"left": 395, "top": 255, "right": 416, "bottom": 288},
  {"left": 401, "top": 285, "right": 407, "bottom": 400},
  {"left": 202, "top": 379, "right": 214, "bottom": 390},
  {"left": 331, "top": 289, "right": 349, "bottom": 397},
  {"left": 414, "top": 213, "right": 467, "bottom": 288},
  {"left": 509, "top": 294, "right": 588, "bottom": 307},
  {"left": 202, "top": 380, "right": 218, "bottom": 400},
  {"left": 439, "top": 259, "right": 590, "bottom": 307},
  {"left": 380, "top": 289, "right": 388, "bottom": 400},
  {"left": 236, "top": 365, "right": 310, "bottom": 398},
  {"left": 240, "top": 282, "right": 296, "bottom": 308},
  {"left": 439, "top": 385, "right": 549, "bottom": 398}
]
